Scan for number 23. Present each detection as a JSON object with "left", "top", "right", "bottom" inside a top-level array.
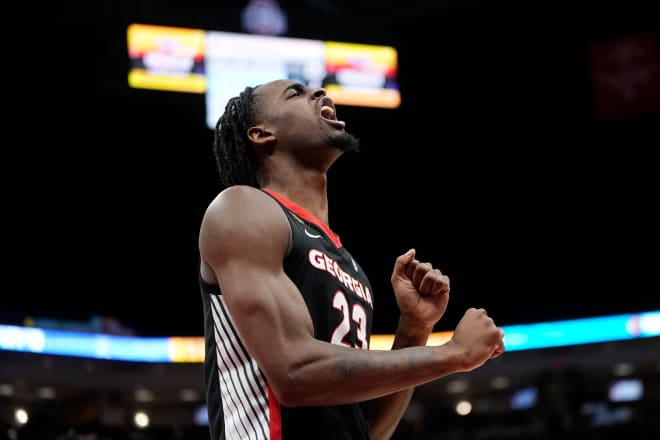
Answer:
[{"left": 330, "top": 290, "right": 368, "bottom": 349}]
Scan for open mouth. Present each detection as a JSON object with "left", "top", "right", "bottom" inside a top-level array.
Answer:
[
  {"left": 320, "top": 97, "right": 345, "bottom": 128},
  {"left": 320, "top": 97, "right": 337, "bottom": 121},
  {"left": 321, "top": 105, "right": 336, "bottom": 120}
]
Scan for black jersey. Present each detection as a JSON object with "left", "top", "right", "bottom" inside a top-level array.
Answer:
[{"left": 200, "top": 189, "right": 376, "bottom": 440}]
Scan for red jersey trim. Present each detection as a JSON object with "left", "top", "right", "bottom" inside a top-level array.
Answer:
[
  {"left": 262, "top": 188, "right": 343, "bottom": 249},
  {"left": 268, "top": 384, "right": 282, "bottom": 440}
]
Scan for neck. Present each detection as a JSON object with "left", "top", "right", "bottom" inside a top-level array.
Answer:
[
  {"left": 259, "top": 147, "right": 344, "bottom": 226},
  {"left": 263, "top": 169, "right": 331, "bottom": 226}
]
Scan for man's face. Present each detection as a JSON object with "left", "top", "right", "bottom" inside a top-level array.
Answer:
[{"left": 252, "top": 79, "right": 360, "bottom": 155}]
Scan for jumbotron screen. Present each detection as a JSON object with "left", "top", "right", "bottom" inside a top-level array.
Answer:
[{"left": 127, "top": 23, "right": 400, "bottom": 129}]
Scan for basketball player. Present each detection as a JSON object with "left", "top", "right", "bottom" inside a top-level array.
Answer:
[{"left": 198, "top": 79, "right": 505, "bottom": 439}]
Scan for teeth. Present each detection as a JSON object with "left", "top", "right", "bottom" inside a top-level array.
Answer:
[{"left": 321, "top": 105, "right": 335, "bottom": 120}]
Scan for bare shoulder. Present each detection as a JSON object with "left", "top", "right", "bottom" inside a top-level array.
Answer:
[
  {"left": 199, "top": 185, "right": 290, "bottom": 263},
  {"left": 202, "top": 185, "right": 283, "bottom": 226}
]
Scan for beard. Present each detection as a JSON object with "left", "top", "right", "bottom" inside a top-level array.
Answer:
[{"left": 327, "top": 131, "right": 361, "bottom": 153}]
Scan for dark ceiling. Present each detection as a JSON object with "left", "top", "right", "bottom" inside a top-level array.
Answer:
[{"left": 4, "top": 0, "right": 659, "bottom": 336}]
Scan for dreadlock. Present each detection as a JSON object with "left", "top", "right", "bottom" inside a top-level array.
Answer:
[{"left": 212, "top": 86, "right": 261, "bottom": 188}]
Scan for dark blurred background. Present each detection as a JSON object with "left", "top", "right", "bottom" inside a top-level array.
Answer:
[{"left": 4, "top": 0, "right": 659, "bottom": 337}]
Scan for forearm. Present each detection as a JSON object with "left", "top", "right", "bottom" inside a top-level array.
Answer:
[
  {"left": 272, "top": 332, "right": 461, "bottom": 407},
  {"left": 367, "top": 317, "right": 433, "bottom": 440}
]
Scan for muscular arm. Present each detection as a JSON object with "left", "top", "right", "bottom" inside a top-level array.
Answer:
[
  {"left": 367, "top": 307, "right": 504, "bottom": 440},
  {"left": 366, "top": 317, "right": 432, "bottom": 440},
  {"left": 199, "top": 186, "right": 503, "bottom": 408},
  {"left": 367, "top": 251, "right": 451, "bottom": 439}
]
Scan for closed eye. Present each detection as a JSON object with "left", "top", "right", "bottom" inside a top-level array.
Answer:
[{"left": 286, "top": 83, "right": 307, "bottom": 98}]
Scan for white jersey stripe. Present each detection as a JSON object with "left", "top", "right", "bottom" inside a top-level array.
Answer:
[
  {"left": 212, "top": 295, "right": 271, "bottom": 439},
  {"left": 211, "top": 297, "right": 252, "bottom": 439},
  {"left": 214, "top": 296, "right": 269, "bottom": 431},
  {"left": 215, "top": 305, "right": 268, "bottom": 438}
]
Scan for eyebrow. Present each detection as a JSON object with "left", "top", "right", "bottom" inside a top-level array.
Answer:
[{"left": 282, "top": 82, "right": 306, "bottom": 95}]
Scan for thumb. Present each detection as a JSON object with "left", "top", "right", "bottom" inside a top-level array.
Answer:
[{"left": 392, "top": 248, "right": 415, "bottom": 278}]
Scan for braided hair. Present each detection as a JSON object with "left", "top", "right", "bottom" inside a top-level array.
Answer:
[{"left": 212, "top": 86, "right": 261, "bottom": 188}]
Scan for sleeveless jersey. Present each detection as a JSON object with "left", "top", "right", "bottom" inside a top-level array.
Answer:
[{"left": 200, "top": 188, "right": 376, "bottom": 440}]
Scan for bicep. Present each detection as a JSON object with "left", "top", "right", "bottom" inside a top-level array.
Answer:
[
  {"left": 219, "top": 256, "right": 315, "bottom": 357},
  {"left": 199, "top": 189, "right": 316, "bottom": 379}
]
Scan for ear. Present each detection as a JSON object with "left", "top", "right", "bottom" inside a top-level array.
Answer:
[{"left": 247, "top": 125, "right": 276, "bottom": 149}]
